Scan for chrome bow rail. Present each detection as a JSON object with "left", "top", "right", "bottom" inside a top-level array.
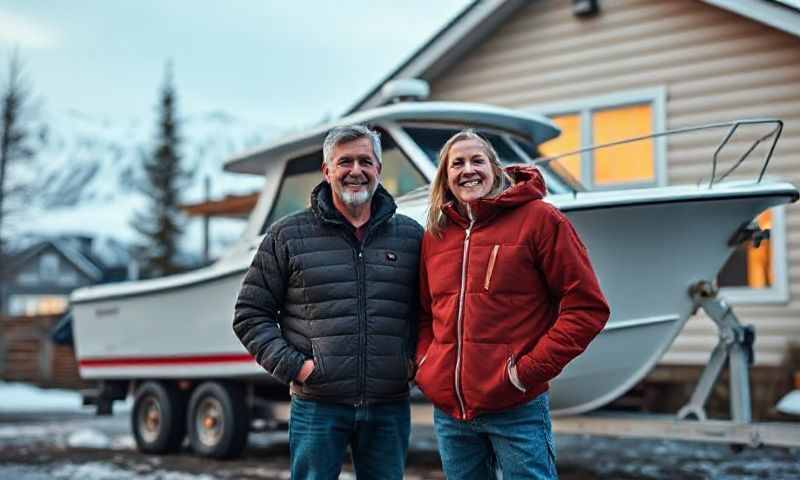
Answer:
[{"left": 532, "top": 119, "right": 783, "bottom": 192}]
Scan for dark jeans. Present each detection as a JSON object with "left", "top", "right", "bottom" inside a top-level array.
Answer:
[
  {"left": 434, "top": 393, "right": 558, "bottom": 480},
  {"left": 289, "top": 396, "right": 410, "bottom": 480}
]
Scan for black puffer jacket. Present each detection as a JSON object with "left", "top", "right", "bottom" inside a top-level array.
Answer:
[{"left": 234, "top": 181, "right": 423, "bottom": 405}]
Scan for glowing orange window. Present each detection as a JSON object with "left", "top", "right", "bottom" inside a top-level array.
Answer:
[
  {"left": 592, "top": 104, "right": 655, "bottom": 186},
  {"left": 717, "top": 210, "right": 773, "bottom": 289},
  {"left": 539, "top": 114, "right": 581, "bottom": 181}
]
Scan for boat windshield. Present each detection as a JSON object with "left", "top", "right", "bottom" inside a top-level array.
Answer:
[{"left": 403, "top": 126, "right": 583, "bottom": 195}]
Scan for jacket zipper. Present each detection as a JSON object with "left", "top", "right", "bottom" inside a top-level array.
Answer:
[
  {"left": 454, "top": 205, "right": 475, "bottom": 419},
  {"left": 484, "top": 244, "right": 500, "bottom": 291},
  {"left": 356, "top": 245, "right": 366, "bottom": 407}
]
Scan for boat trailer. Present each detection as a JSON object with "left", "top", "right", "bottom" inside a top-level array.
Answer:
[{"left": 553, "top": 281, "right": 800, "bottom": 448}]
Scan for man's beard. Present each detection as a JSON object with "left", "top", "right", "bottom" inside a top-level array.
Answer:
[{"left": 334, "top": 178, "right": 378, "bottom": 207}]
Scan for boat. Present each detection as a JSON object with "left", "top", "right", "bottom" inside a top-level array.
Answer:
[{"left": 69, "top": 100, "right": 798, "bottom": 456}]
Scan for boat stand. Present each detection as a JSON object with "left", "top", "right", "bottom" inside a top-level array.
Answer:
[
  {"left": 677, "top": 281, "right": 754, "bottom": 423},
  {"left": 550, "top": 281, "right": 800, "bottom": 448}
]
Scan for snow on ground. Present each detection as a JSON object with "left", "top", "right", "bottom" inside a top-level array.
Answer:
[
  {"left": 0, "top": 382, "right": 84, "bottom": 412},
  {"left": 55, "top": 462, "right": 219, "bottom": 480},
  {"left": 0, "top": 381, "right": 133, "bottom": 414}
]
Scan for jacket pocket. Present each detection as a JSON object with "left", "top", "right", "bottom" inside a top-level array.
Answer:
[
  {"left": 461, "top": 341, "right": 522, "bottom": 412},
  {"left": 507, "top": 355, "right": 526, "bottom": 393},
  {"left": 413, "top": 341, "right": 456, "bottom": 408},
  {"left": 484, "top": 244, "right": 500, "bottom": 290},
  {"left": 306, "top": 340, "right": 326, "bottom": 385}
]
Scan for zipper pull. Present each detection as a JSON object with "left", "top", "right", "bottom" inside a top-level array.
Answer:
[{"left": 465, "top": 204, "right": 475, "bottom": 239}]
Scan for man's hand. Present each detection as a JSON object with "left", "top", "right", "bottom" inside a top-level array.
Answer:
[{"left": 296, "top": 359, "right": 315, "bottom": 383}]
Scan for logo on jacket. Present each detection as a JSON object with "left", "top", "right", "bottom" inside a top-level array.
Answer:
[{"left": 386, "top": 251, "right": 398, "bottom": 262}]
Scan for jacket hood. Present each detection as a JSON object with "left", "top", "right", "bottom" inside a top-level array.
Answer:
[
  {"left": 443, "top": 166, "right": 547, "bottom": 227},
  {"left": 310, "top": 180, "right": 397, "bottom": 230}
]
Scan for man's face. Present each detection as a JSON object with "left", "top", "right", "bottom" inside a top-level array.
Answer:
[
  {"left": 446, "top": 139, "right": 496, "bottom": 205},
  {"left": 323, "top": 137, "right": 382, "bottom": 207}
]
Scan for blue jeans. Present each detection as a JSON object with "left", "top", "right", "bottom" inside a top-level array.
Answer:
[
  {"left": 434, "top": 393, "right": 558, "bottom": 480},
  {"left": 289, "top": 396, "right": 410, "bottom": 480}
]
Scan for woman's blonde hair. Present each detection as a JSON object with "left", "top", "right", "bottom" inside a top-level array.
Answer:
[{"left": 426, "top": 130, "right": 510, "bottom": 236}]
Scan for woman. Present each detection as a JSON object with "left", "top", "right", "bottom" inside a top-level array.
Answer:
[{"left": 415, "top": 130, "right": 610, "bottom": 479}]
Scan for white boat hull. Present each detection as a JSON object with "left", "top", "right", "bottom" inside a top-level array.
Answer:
[{"left": 71, "top": 183, "right": 798, "bottom": 414}]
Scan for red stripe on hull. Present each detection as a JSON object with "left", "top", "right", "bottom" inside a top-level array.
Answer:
[{"left": 79, "top": 353, "right": 256, "bottom": 367}]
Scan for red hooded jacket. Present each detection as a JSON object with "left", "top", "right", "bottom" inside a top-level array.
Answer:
[{"left": 415, "top": 166, "right": 610, "bottom": 420}]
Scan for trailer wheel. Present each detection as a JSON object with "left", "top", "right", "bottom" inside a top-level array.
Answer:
[
  {"left": 132, "top": 381, "right": 187, "bottom": 454},
  {"left": 187, "top": 381, "right": 249, "bottom": 459}
]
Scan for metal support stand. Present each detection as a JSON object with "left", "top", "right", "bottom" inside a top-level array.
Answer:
[{"left": 678, "top": 281, "right": 754, "bottom": 423}]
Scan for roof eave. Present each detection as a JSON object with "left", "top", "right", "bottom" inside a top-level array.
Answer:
[{"left": 699, "top": 0, "right": 800, "bottom": 37}]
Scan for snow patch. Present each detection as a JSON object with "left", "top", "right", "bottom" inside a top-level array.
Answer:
[
  {"left": 51, "top": 462, "right": 221, "bottom": 480},
  {"left": 66, "top": 428, "right": 111, "bottom": 449},
  {"left": 0, "top": 382, "right": 84, "bottom": 412}
]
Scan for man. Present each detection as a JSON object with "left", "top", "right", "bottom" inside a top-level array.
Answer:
[{"left": 234, "top": 125, "right": 423, "bottom": 479}]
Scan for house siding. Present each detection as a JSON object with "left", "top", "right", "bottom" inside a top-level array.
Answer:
[{"left": 428, "top": 0, "right": 800, "bottom": 366}]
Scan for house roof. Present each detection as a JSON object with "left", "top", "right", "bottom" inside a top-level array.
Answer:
[
  {"left": 346, "top": 0, "right": 800, "bottom": 114},
  {"left": 2, "top": 240, "right": 103, "bottom": 281}
]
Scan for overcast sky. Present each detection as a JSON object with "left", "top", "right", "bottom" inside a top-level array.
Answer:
[{"left": 0, "top": 1, "right": 469, "bottom": 128}]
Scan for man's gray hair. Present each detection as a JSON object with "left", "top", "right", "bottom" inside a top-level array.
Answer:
[{"left": 322, "top": 125, "right": 382, "bottom": 165}]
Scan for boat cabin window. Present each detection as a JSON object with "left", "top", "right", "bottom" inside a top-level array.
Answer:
[
  {"left": 378, "top": 133, "right": 427, "bottom": 199},
  {"left": 403, "top": 126, "right": 580, "bottom": 195},
  {"left": 265, "top": 151, "right": 323, "bottom": 228},
  {"left": 263, "top": 131, "right": 426, "bottom": 231},
  {"left": 404, "top": 127, "right": 525, "bottom": 166}
]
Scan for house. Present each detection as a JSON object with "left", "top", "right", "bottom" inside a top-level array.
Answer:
[
  {"left": 345, "top": 0, "right": 800, "bottom": 412},
  {"left": 0, "top": 236, "right": 131, "bottom": 317}
]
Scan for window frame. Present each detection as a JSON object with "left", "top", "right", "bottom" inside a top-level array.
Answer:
[
  {"left": 720, "top": 205, "right": 789, "bottom": 304},
  {"left": 527, "top": 87, "right": 668, "bottom": 190}
]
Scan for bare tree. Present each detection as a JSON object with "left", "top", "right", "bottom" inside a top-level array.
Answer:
[{"left": 0, "top": 50, "right": 37, "bottom": 312}]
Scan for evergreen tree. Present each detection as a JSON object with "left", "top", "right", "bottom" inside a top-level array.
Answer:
[
  {"left": 0, "top": 51, "right": 37, "bottom": 310},
  {"left": 132, "top": 62, "right": 190, "bottom": 277}
]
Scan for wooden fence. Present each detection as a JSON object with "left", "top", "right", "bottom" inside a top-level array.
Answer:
[{"left": 0, "top": 315, "right": 86, "bottom": 390}]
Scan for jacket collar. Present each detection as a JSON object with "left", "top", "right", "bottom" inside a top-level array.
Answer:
[
  {"left": 311, "top": 180, "right": 397, "bottom": 232},
  {"left": 442, "top": 166, "right": 546, "bottom": 229}
]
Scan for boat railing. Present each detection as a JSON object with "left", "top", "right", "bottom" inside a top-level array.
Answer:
[{"left": 531, "top": 119, "right": 783, "bottom": 194}]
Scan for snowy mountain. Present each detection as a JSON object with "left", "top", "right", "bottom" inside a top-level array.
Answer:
[{"left": 7, "top": 108, "right": 282, "bottom": 259}]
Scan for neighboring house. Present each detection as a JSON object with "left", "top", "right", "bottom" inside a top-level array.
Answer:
[
  {"left": 0, "top": 237, "right": 131, "bottom": 317},
  {"left": 348, "top": 1, "right": 800, "bottom": 376}
]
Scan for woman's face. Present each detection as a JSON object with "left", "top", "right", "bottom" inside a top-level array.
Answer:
[{"left": 446, "top": 138, "right": 496, "bottom": 205}]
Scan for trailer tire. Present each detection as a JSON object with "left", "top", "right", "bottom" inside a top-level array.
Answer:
[
  {"left": 132, "top": 381, "right": 187, "bottom": 454},
  {"left": 187, "top": 381, "right": 249, "bottom": 459}
]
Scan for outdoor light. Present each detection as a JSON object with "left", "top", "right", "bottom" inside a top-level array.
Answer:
[{"left": 573, "top": 0, "right": 600, "bottom": 17}]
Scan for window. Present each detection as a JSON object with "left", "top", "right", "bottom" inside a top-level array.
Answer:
[
  {"left": 264, "top": 131, "right": 426, "bottom": 228},
  {"left": 266, "top": 151, "right": 323, "bottom": 227},
  {"left": 57, "top": 269, "right": 79, "bottom": 286},
  {"left": 7, "top": 294, "right": 69, "bottom": 316},
  {"left": 16, "top": 270, "right": 38, "bottom": 286},
  {"left": 378, "top": 135, "right": 427, "bottom": 197},
  {"left": 40, "top": 253, "right": 59, "bottom": 278},
  {"left": 718, "top": 207, "right": 789, "bottom": 304},
  {"left": 404, "top": 126, "right": 577, "bottom": 195},
  {"left": 533, "top": 88, "right": 666, "bottom": 190},
  {"left": 404, "top": 127, "right": 529, "bottom": 166}
]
